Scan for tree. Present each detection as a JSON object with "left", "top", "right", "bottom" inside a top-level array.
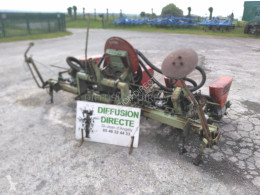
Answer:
[
  {"left": 99, "top": 14, "right": 104, "bottom": 28},
  {"left": 145, "top": 13, "right": 156, "bottom": 19},
  {"left": 208, "top": 7, "right": 213, "bottom": 20},
  {"left": 151, "top": 13, "right": 156, "bottom": 18},
  {"left": 73, "top": 5, "right": 77, "bottom": 19},
  {"left": 187, "top": 7, "right": 191, "bottom": 17},
  {"left": 140, "top": 11, "right": 146, "bottom": 18},
  {"left": 161, "top": 3, "right": 183, "bottom": 17},
  {"left": 67, "top": 7, "right": 72, "bottom": 18},
  {"left": 230, "top": 12, "right": 234, "bottom": 20}
]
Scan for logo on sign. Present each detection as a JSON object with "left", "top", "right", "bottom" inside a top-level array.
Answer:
[{"left": 76, "top": 101, "right": 141, "bottom": 148}]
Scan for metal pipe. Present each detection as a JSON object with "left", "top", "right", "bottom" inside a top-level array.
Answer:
[
  {"left": 142, "top": 107, "right": 218, "bottom": 134},
  {"left": 85, "top": 14, "right": 91, "bottom": 74},
  {"left": 47, "top": 79, "right": 78, "bottom": 94},
  {"left": 100, "top": 78, "right": 130, "bottom": 105}
]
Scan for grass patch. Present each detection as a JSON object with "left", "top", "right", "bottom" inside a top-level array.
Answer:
[
  {"left": 108, "top": 25, "right": 259, "bottom": 38},
  {"left": 66, "top": 16, "right": 118, "bottom": 28},
  {"left": 67, "top": 17, "right": 260, "bottom": 39},
  {"left": 0, "top": 31, "right": 72, "bottom": 43},
  {"left": 67, "top": 18, "right": 104, "bottom": 28}
]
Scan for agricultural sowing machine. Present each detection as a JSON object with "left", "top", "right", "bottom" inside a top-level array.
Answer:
[
  {"left": 243, "top": 1, "right": 260, "bottom": 35},
  {"left": 24, "top": 37, "right": 232, "bottom": 165}
]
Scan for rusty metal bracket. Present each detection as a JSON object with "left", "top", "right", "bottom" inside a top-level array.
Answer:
[
  {"left": 129, "top": 136, "right": 134, "bottom": 154},
  {"left": 78, "top": 128, "right": 84, "bottom": 147},
  {"left": 193, "top": 141, "right": 207, "bottom": 166},
  {"left": 180, "top": 79, "right": 213, "bottom": 146}
]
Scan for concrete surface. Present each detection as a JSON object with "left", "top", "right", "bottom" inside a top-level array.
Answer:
[{"left": 0, "top": 29, "right": 260, "bottom": 194}]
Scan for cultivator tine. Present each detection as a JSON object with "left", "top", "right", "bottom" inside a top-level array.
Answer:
[
  {"left": 179, "top": 79, "right": 214, "bottom": 165},
  {"left": 180, "top": 79, "right": 212, "bottom": 144},
  {"left": 180, "top": 121, "right": 190, "bottom": 154},
  {"left": 212, "top": 131, "right": 221, "bottom": 144},
  {"left": 193, "top": 141, "right": 207, "bottom": 166}
]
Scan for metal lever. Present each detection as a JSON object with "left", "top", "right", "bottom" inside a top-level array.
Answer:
[{"left": 24, "top": 43, "right": 47, "bottom": 89}]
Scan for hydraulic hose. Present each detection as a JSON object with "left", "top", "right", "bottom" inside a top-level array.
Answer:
[
  {"left": 136, "top": 49, "right": 206, "bottom": 92},
  {"left": 97, "top": 54, "right": 105, "bottom": 68},
  {"left": 66, "top": 57, "right": 84, "bottom": 72},
  {"left": 189, "top": 66, "right": 206, "bottom": 92},
  {"left": 134, "top": 66, "right": 143, "bottom": 84},
  {"left": 139, "top": 59, "right": 206, "bottom": 92},
  {"left": 139, "top": 59, "right": 172, "bottom": 92},
  {"left": 136, "top": 49, "right": 162, "bottom": 73},
  {"left": 137, "top": 49, "right": 197, "bottom": 88}
]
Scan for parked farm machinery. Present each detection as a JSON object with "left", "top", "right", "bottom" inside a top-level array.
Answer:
[
  {"left": 113, "top": 16, "right": 235, "bottom": 31},
  {"left": 243, "top": 1, "right": 260, "bottom": 35},
  {"left": 199, "top": 18, "right": 235, "bottom": 31},
  {"left": 24, "top": 37, "right": 232, "bottom": 165},
  {"left": 113, "top": 16, "right": 199, "bottom": 26}
]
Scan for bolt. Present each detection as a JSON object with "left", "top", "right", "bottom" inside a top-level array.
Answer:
[
  {"left": 172, "top": 62, "right": 176, "bottom": 66},
  {"left": 178, "top": 56, "right": 182, "bottom": 60},
  {"left": 180, "top": 62, "right": 184, "bottom": 66}
]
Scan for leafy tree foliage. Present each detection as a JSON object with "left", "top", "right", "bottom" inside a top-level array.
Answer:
[
  {"left": 67, "top": 7, "right": 72, "bottom": 18},
  {"left": 73, "top": 6, "right": 77, "bottom": 19},
  {"left": 187, "top": 7, "right": 191, "bottom": 17},
  {"left": 140, "top": 11, "right": 146, "bottom": 18},
  {"left": 161, "top": 3, "right": 183, "bottom": 17},
  {"left": 140, "top": 12, "right": 156, "bottom": 18},
  {"left": 208, "top": 7, "right": 213, "bottom": 20},
  {"left": 229, "top": 12, "right": 234, "bottom": 20}
]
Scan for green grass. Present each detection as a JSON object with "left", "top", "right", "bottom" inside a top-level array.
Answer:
[
  {"left": 0, "top": 31, "right": 72, "bottom": 43},
  {"left": 1, "top": 16, "right": 257, "bottom": 42},
  {"left": 109, "top": 25, "right": 259, "bottom": 38},
  {"left": 66, "top": 16, "right": 117, "bottom": 28},
  {"left": 66, "top": 16, "right": 260, "bottom": 39},
  {"left": 5, "top": 27, "right": 28, "bottom": 35},
  {"left": 67, "top": 19, "right": 103, "bottom": 28}
]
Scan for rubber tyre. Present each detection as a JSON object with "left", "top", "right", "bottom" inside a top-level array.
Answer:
[{"left": 244, "top": 22, "right": 250, "bottom": 34}]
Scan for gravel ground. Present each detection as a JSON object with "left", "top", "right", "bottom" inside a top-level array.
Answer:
[{"left": 0, "top": 29, "right": 260, "bottom": 194}]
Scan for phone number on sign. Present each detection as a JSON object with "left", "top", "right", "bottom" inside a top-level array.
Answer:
[{"left": 103, "top": 129, "right": 130, "bottom": 136}]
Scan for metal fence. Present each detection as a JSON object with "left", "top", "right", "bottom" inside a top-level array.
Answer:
[{"left": 0, "top": 12, "right": 66, "bottom": 38}]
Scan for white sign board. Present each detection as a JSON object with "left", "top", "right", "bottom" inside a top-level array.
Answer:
[{"left": 76, "top": 101, "right": 141, "bottom": 148}]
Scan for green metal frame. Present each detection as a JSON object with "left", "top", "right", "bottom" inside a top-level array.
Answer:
[{"left": 24, "top": 44, "right": 221, "bottom": 165}]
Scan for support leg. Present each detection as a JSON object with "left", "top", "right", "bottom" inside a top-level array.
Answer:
[
  {"left": 78, "top": 128, "right": 84, "bottom": 147},
  {"left": 129, "top": 136, "right": 134, "bottom": 154},
  {"left": 180, "top": 136, "right": 187, "bottom": 154},
  {"left": 180, "top": 121, "right": 190, "bottom": 154},
  {"left": 85, "top": 123, "right": 90, "bottom": 138},
  {"left": 193, "top": 142, "right": 206, "bottom": 166},
  {"left": 48, "top": 85, "right": 54, "bottom": 104}
]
